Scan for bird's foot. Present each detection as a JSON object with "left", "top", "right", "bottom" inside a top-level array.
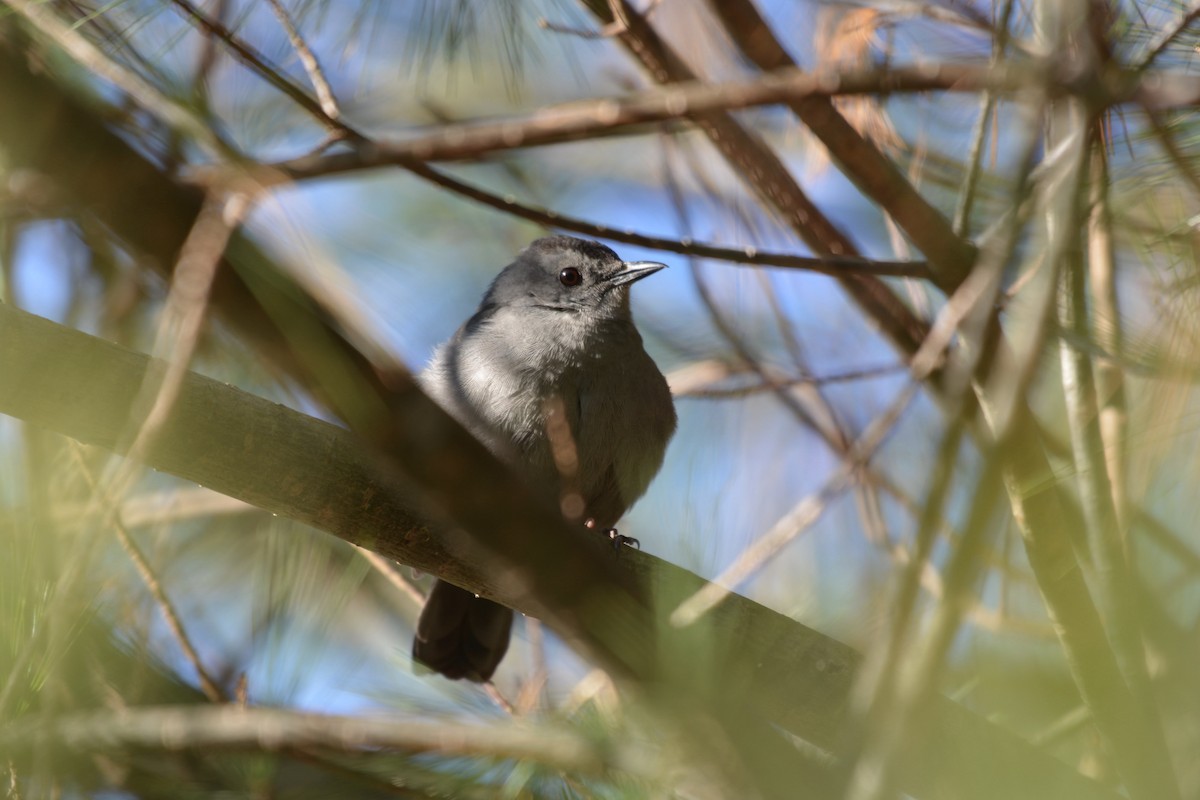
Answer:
[
  {"left": 584, "top": 518, "right": 640, "bottom": 551},
  {"left": 604, "top": 528, "right": 640, "bottom": 551}
]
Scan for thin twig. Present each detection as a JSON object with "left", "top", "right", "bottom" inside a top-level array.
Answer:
[
  {"left": 7, "top": 0, "right": 235, "bottom": 161},
  {"left": 263, "top": 0, "right": 341, "bottom": 120},
  {"left": 670, "top": 363, "right": 908, "bottom": 398},
  {"left": 538, "top": 0, "right": 656, "bottom": 38},
  {"left": 844, "top": 445, "right": 1008, "bottom": 800},
  {"left": 483, "top": 683, "right": 517, "bottom": 716},
  {"left": 190, "top": 0, "right": 226, "bottom": 99},
  {"left": 241, "top": 61, "right": 1156, "bottom": 182},
  {"left": 1029, "top": 705, "right": 1091, "bottom": 747},
  {"left": 1131, "top": 1, "right": 1200, "bottom": 72},
  {"left": 388, "top": 179, "right": 927, "bottom": 277},
  {"left": 166, "top": 0, "right": 336, "bottom": 130},
  {"left": 53, "top": 488, "right": 255, "bottom": 529},
  {"left": 67, "top": 441, "right": 228, "bottom": 703},
  {"left": 0, "top": 705, "right": 657, "bottom": 778},
  {"left": 710, "top": 0, "right": 976, "bottom": 287},
  {"left": 1137, "top": 509, "right": 1200, "bottom": 575},
  {"left": 986, "top": 37, "right": 1179, "bottom": 792},
  {"left": 661, "top": 132, "right": 903, "bottom": 625},
  {"left": 954, "top": 0, "right": 1017, "bottom": 235},
  {"left": 515, "top": 618, "right": 548, "bottom": 715},
  {"left": 841, "top": 92, "right": 1048, "bottom": 800},
  {"left": 1085, "top": 139, "right": 1129, "bottom": 531},
  {"left": 1142, "top": 105, "right": 1200, "bottom": 200},
  {"left": 662, "top": 130, "right": 863, "bottom": 460},
  {"left": 660, "top": 135, "right": 851, "bottom": 446},
  {"left": 666, "top": 128, "right": 933, "bottom": 601},
  {"left": 357, "top": 547, "right": 426, "bottom": 610},
  {"left": 127, "top": 192, "right": 249, "bottom": 458},
  {"left": 846, "top": 117, "right": 1063, "bottom": 800},
  {"left": 1058, "top": 147, "right": 1162, "bottom": 761},
  {"left": 0, "top": 301, "right": 1125, "bottom": 800},
  {"left": 588, "top": 0, "right": 939, "bottom": 384},
  {"left": 664, "top": 353, "right": 1038, "bottom": 630},
  {"left": 355, "top": 546, "right": 517, "bottom": 713},
  {"left": 670, "top": 382, "right": 919, "bottom": 627},
  {"left": 5, "top": 760, "right": 20, "bottom": 800},
  {"left": 162, "top": 0, "right": 928, "bottom": 279}
]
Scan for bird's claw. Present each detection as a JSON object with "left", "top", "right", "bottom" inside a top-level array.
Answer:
[
  {"left": 584, "top": 518, "right": 640, "bottom": 551},
  {"left": 605, "top": 529, "right": 640, "bottom": 551}
]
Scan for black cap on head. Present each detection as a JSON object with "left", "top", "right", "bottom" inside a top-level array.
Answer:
[
  {"left": 524, "top": 236, "right": 620, "bottom": 264},
  {"left": 483, "top": 236, "right": 665, "bottom": 314}
]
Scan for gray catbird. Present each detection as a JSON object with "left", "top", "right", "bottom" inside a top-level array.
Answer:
[{"left": 412, "top": 235, "right": 677, "bottom": 681}]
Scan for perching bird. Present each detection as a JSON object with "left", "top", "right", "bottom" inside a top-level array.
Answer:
[{"left": 412, "top": 236, "right": 676, "bottom": 681}]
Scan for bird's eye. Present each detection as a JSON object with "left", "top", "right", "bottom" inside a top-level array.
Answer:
[{"left": 559, "top": 267, "right": 582, "bottom": 287}]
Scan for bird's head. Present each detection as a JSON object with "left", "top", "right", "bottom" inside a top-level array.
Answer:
[{"left": 483, "top": 236, "right": 666, "bottom": 322}]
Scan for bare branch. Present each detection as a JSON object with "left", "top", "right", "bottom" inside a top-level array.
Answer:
[
  {"left": 1131, "top": 1, "right": 1200, "bottom": 72},
  {"left": 160, "top": 0, "right": 927, "bottom": 279},
  {"left": 1086, "top": 143, "right": 1128, "bottom": 529},
  {"left": 166, "top": 0, "right": 336, "bottom": 131},
  {"left": 978, "top": 17, "right": 1179, "bottom": 786},
  {"left": 357, "top": 547, "right": 425, "bottom": 611},
  {"left": 244, "top": 62, "right": 1086, "bottom": 179},
  {"left": 0, "top": 705, "right": 657, "bottom": 778},
  {"left": 354, "top": 547, "right": 517, "bottom": 713},
  {"left": 7, "top": 0, "right": 235, "bottom": 160},
  {"left": 954, "top": 0, "right": 1017, "bottom": 235},
  {"left": 582, "top": 0, "right": 934, "bottom": 399},
  {"left": 368, "top": 176, "right": 929, "bottom": 277},
  {"left": 263, "top": 0, "right": 341, "bottom": 120},
  {"left": 52, "top": 488, "right": 255, "bottom": 529},
  {"left": 1143, "top": 105, "right": 1200, "bottom": 199},
  {"left": 130, "top": 192, "right": 249, "bottom": 457},
  {"left": 0, "top": 301, "right": 1123, "bottom": 800},
  {"left": 670, "top": 382, "right": 918, "bottom": 627},
  {"left": 711, "top": 0, "right": 977, "bottom": 288},
  {"left": 538, "top": 0, "right": 661, "bottom": 38},
  {"left": 67, "top": 442, "right": 228, "bottom": 703},
  {"left": 667, "top": 361, "right": 907, "bottom": 398}
]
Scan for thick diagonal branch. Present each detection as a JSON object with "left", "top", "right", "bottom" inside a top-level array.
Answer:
[{"left": 0, "top": 302, "right": 1122, "bottom": 800}]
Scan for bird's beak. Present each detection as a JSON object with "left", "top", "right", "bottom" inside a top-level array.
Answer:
[{"left": 605, "top": 261, "right": 667, "bottom": 287}]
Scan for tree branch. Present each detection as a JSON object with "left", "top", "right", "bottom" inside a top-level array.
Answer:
[
  {"left": 224, "top": 61, "right": 1108, "bottom": 183},
  {"left": 0, "top": 299, "right": 1121, "bottom": 800},
  {"left": 709, "top": 0, "right": 977, "bottom": 288},
  {"left": 0, "top": 705, "right": 655, "bottom": 777},
  {"left": 581, "top": 0, "right": 934, "bottom": 378}
]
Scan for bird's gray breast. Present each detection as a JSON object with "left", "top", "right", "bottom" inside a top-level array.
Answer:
[{"left": 421, "top": 306, "right": 675, "bottom": 526}]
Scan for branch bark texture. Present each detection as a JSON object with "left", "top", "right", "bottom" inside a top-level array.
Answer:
[{"left": 0, "top": 300, "right": 1120, "bottom": 800}]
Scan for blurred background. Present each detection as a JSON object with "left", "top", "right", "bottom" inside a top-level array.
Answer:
[{"left": 2, "top": 0, "right": 1199, "bottom": 798}]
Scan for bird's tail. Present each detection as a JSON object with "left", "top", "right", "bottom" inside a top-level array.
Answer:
[{"left": 412, "top": 580, "right": 513, "bottom": 682}]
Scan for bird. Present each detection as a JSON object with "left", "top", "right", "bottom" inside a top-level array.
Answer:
[{"left": 412, "top": 235, "right": 677, "bottom": 682}]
